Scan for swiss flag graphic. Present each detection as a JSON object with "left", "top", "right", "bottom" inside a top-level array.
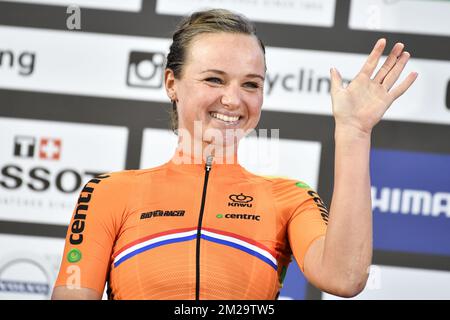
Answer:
[{"left": 39, "top": 138, "right": 62, "bottom": 160}]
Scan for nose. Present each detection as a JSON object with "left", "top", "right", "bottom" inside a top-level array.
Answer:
[{"left": 220, "top": 83, "right": 241, "bottom": 110}]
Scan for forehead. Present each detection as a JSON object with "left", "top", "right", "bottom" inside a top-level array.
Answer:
[{"left": 184, "top": 32, "right": 265, "bottom": 75}]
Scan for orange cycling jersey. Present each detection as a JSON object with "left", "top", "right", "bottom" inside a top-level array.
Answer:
[{"left": 55, "top": 153, "right": 329, "bottom": 300}]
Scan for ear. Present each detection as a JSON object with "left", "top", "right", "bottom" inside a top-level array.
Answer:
[{"left": 165, "top": 68, "right": 177, "bottom": 102}]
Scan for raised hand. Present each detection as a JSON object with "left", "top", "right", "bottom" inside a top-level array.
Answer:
[{"left": 330, "top": 38, "right": 418, "bottom": 135}]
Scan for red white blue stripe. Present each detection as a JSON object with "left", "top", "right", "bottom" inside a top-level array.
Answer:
[
  {"left": 201, "top": 227, "right": 278, "bottom": 270},
  {"left": 113, "top": 227, "right": 197, "bottom": 267},
  {"left": 113, "top": 227, "right": 278, "bottom": 270}
]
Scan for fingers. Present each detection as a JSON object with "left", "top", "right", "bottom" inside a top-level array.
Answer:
[
  {"left": 358, "top": 38, "right": 386, "bottom": 77},
  {"left": 330, "top": 67, "right": 343, "bottom": 94},
  {"left": 373, "top": 42, "right": 404, "bottom": 83},
  {"left": 382, "top": 51, "right": 411, "bottom": 90},
  {"left": 389, "top": 72, "right": 418, "bottom": 101}
]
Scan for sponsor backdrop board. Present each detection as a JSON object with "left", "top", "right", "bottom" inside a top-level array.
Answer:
[
  {"left": 0, "top": 117, "right": 128, "bottom": 226},
  {"left": 0, "top": 234, "right": 65, "bottom": 300},
  {"left": 0, "top": 0, "right": 449, "bottom": 300}
]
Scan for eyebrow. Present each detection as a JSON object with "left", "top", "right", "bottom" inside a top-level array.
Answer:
[{"left": 200, "top": 69, "right": 265, "bottom": 81}]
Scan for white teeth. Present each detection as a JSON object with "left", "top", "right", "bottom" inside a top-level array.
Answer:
[{"left": 210, "top": 112, "right": 240, "bottom": 123}]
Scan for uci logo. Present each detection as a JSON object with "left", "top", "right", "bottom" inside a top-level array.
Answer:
[{"left": 228, "top": 193, "right": 253, "bottom": 207}]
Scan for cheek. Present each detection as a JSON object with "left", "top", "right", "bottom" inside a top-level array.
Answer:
[
  {"left": 247, "top": 94, "right": 263, "bottom": 120},
  {"left": 182, "top": 86, "right": 219, "bottom": 116}
]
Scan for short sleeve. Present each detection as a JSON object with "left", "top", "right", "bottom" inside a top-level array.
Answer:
[
  {"left": 54, "top": 172, "right": 126, "bottom": 294},
  {"left": 281, "top": 181, "right": 329, "bottom": 273}
]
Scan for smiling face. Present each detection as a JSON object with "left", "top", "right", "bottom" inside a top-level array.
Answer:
[{"left": 165, "top": 32, "right": 266, "bottom": 150}]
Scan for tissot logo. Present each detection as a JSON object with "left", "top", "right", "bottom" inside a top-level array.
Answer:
[
  {"left": 0, "top": 165, "right": 102, "bottom": 193},
  {"left": 0, "top": 117, "right": 128, "bottom": 225},
  {"left": 14, "top": 136, "right": 62, "bottom": 160},
  {"left": 3, "top": 135, "right": 103, "bottom": 193},
  {"left": 13, "top": 136, "right": 35, "bottom": 158},
  {"left": 126, "top": 51, "right": 165, "bottom": 89},
  {"left": 228, "top": 193, "right": 253, "bottom": 208},
  {"left": 140, "top": 210, "right": 185, "bottom": 220},
  {"left": 39, "top": 138, "right": 61, "bottom": 160}
]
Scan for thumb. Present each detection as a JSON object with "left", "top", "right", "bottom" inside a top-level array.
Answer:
[{"left": 330, "top": 67, "right": 343, "bottom": 93}]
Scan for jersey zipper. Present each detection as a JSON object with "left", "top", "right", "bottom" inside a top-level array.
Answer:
[{"left": 195, "top": 155, "right": 213, "bottom": 300}]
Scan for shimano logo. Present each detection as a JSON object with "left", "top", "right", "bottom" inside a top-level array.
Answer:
[
  {"left": 140, "top": 210, "right": 185, "bottom": 219},
  {"left": 371, "top": 187, "right": 450, "bottom": 218}
]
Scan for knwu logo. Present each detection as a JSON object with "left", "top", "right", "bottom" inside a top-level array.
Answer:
[
  {"left": 371, "top": 186, "right": 450, "bottom": 218},
  {"left": 228, "top": 193, "right": 253, "bottom": 208},
  {"left": 14, "top": 136, "right": 62, "bottom": 160}
]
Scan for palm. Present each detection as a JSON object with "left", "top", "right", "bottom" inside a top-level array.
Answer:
[{"left": 330, "top": 39, "right": 418, "bottom": 134}]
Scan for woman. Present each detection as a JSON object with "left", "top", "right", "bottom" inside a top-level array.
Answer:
[{"left": 52, "top": 9, "right": 417, "bottom": 300}]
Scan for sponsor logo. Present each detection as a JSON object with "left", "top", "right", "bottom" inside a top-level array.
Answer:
[
  {"left": 126, "top": 51, "right": 165, "bottom": 89},
  {"left": 14, "top": 136, "right": 61, "bottom": 160},
  {"left": 371, "top": 187, "right": 450, "bottom": 218},
  {"left": 265, "top": 68, "right": 351, "bottom": 96},
  {"left": 0, "top": 254, "right": 53, "bottom": 299},
  {"left": 13, "top": 136, "right": 35, "bottom": 158},
  {"left": 0, "top": 49, "right": 36, "bottom": 76},
  {"left": 216, "top": 213, "right": 261, "bottom": 221},
  {"left": 67, "top": 249, "right": 82, "bottom": 263},
  {"left": 140, "top": 210, "right": 185, "bottom": 219},
  {"left": 307, "top": 190, "right": 329, "bottom": 224},
  {"left": 228, "top": 193, "right": 253, "bottom": 208},
  {"left": 295, "top": 181, "right": 310, "bottom": 189},
  {"left": 39, "top": 138, "right": 62, "bottom": 160},
  {"left": 0, "top": 165, "right": 101, "bottom": 193},
  {"left": 69, "top": 174, "right": 110, "bottom": 245},
  {"left": 370, "top": 148, "right": 450, "bottom": 256},
  {"left": 0, "top": 119, "right": 128, "bottom": 225},
  {"left": 2, "top": 135, "right": 101, "bottom": 193}
]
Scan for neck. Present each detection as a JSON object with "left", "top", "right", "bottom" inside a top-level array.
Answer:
[{"left": 172, "top": 137, "right": 239, "bottom": 165}]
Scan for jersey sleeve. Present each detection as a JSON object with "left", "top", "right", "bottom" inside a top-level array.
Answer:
[
  {"left": 276, "top": 179, "right": 329, "bottom": 273},
  {"left": 54, "top": 172, "right": 127, "bottom": 295}
]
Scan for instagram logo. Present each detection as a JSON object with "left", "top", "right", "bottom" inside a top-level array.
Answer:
[{"left": 126, "top": 51, "right": 165, "bottom": 89}]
